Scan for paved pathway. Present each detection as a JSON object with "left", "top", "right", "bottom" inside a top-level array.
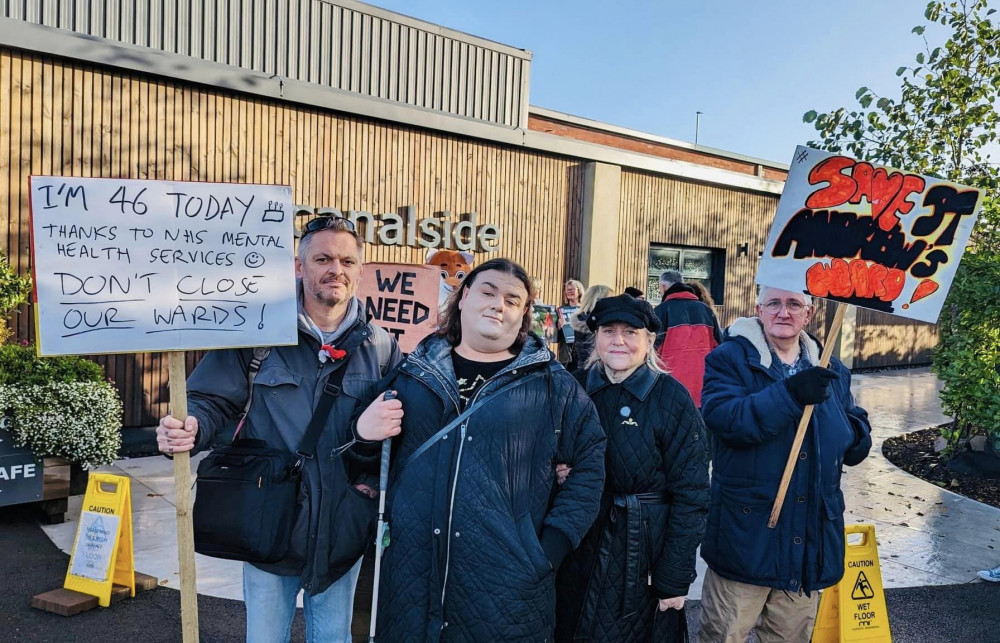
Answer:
[
  {"left": 843, "top": 369, "right": 1000, "bottom": 586},
  {"left": 41, "top": 367, "right": 1000, "bottom": 604}
]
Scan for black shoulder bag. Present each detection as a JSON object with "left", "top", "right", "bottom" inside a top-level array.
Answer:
[{"left": 193, "top": 333, "right": 365, "bottom": 564}]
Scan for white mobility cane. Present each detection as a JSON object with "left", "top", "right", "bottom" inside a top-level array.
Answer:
[{"left": 369, "top": 390, "right": 397, "bottom": 643}]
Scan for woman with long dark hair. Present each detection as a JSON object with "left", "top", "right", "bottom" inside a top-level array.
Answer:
[{"left": 354, "top": 257, "right": 607, "bottom": 642}]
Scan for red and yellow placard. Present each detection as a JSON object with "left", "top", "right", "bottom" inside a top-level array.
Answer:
[{"left": 757, "top": 146, "right": 984, "bottom": 323}]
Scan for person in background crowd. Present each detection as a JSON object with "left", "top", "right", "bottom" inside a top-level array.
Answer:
[
  {"left": 530, "top": 277, "right": 542, "bottom": 303},
  {"left": 688, "top": 280, "right": 716, "bottom": 309},
  {"left": 556, "top": 294, "right": 709, "bottom": 642},
  {"left": 698, "top": 286, "right": 872, "bottom": 643},
  {"left": 623, "top": 286, "right": 645, "bottom": 300},
  {"left": 530, "top": 276, "right": 558, "bottom": 350},
  {"left": 156, "top": 216, "right": 402, "bottom": 643},
  {"left": 354, "top": 257, "right": 607, "bottom": 642},
  {"left": 558, "top": 279, "right": 585, "bottom": 368},
  {"left": 688, "top": 280, "right": 722, "bottom": 356},
  {"left": 568, "top": 284, "right": 612, "bottom": 372},
  {"left": 652, "top": 270, "right": 722, "bottom": 408}
]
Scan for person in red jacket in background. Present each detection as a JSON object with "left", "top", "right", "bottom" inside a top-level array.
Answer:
[{"left": 652, "top": 270, "right": 722, "bottom": 407}]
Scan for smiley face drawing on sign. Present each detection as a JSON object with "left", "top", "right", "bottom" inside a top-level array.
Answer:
[{"left": 244, "top": 252, "right": 266, "bottom": 268}]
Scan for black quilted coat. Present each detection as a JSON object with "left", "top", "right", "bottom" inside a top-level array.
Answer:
[
  {"left": 556, "top": 366, "right": 710, "bottom": 642},
  {"left": 370, "top": 334, "right": 606, "bottom": 642}
]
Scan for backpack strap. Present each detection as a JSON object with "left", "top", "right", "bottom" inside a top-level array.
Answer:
[
  {"left": 294, "top": 326, "right": 370, "bottom": 467},
  {"left": 234, "top": 347, "right": 272, "bottom": 439},
  {"left": 237, "top": 322, "right": 391, "bottom": 447},
  {"left": 368, "top": 323, "right": 394, "bottom": 376}
]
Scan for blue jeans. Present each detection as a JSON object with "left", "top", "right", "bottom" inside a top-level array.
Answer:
[{"left": 243, "top": 559, "right": 363, "bottom": 643}]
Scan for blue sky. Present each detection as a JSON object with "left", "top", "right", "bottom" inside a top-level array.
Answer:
[{"left": 372, "top": 0, "right": 947, "bottom": 165}]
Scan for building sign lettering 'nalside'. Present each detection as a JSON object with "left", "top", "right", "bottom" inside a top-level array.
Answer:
[{"left": 295, "top": 205, "right": 501, "bottom": 252}]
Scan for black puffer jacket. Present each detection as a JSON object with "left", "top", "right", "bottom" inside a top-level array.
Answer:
[
  {"left": 556, "top": 365, "right": 709, "bottom": 642},
  {"left": 363, "top": 333, "right": 606, "bottom": 642},
  {"left": 571, "top": 329, "right": 595, "bottom": 372}
]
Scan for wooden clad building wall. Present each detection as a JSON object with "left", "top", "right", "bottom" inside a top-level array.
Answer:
[
  {"left": 853, "top": 309, "right": 937, "bottom": 369},
  {"left": 0, "top": 47, "right": 585, "bottom": 427},
  {"left": 616, "top": 169, "right": 800, "bottom": 329}
]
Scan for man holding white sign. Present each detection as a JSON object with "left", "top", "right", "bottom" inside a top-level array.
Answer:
[
  {"left": 158, "top": 216, "right": 401, "bottom": 642},
  {"left": 697, "top": 145, "right": 983, "bottom": 642},
  {"left": 697, "top": 286, "right": 872, "bottom": 643}
]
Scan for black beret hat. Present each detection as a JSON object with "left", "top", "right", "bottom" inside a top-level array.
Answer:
[{"left": 586, "top": 294, "right": 661, "bottom": 333}]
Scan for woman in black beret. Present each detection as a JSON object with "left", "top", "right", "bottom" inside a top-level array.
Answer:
[{"left": 555, "top": 294, "right": 710, "bottom": 642}]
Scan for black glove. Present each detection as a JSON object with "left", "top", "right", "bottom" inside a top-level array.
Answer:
[{"left": 785, "top": 366, "right": 839, "bottom": 406}]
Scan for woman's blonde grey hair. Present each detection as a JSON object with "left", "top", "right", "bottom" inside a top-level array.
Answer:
[
  {"left": 583, "top": 327, "right": 669, "bottom": 375},
  {"left": 564, "top": 279, "right": 585, "bottom": 303},
  {"left": 571, "top": 284, "right": 614, "bottom": 333}
]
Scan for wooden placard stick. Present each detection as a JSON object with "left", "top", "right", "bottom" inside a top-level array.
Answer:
[
  {"left": 767, "top": 303, "right": 847, "bottom": 529},
  {"left": 168, "top": 351, "right": 199, "bottom": 642}
]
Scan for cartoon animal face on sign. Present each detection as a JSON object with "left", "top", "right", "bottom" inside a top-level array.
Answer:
[{"left": 426, "top": 249, "right": 474, "bottom": 308}]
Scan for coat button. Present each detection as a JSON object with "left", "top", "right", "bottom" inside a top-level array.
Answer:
[
  {"left": 433, "top": 528, "right": 441, "bottom": 535},
  {"left": 742, "top": 507, "right": 751, "bottom": 514},
  {"left": 797, "top": 496, "right": 806, "bottom": 503},
  {"left": 443, "top": 435, "right": 448, "bottom": 440},
  {"left": 799, "top": 452, "right": 807, "bottom": 460},
  {"left": 467, "top": 436, "right": 473, "bottom": 441},
  {"left": 455, "top": 531, "right": 461, "bottom": 537},
  {"left": 794, "top": 537, "right": 803, "bottom": 544}
]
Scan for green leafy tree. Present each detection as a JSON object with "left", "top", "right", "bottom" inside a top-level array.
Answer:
[
  {"left": 804, "top": 0, "right": 1000, "bottom": 448},
  {"left": 0, "top": 250, "right": 31, "bottom": 344}
]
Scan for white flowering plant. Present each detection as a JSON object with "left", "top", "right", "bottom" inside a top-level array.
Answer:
[
  {"left": 0, "top": 382, "right": 123, "bottom": 469},
  {"left": 0, "top": 343, "right": 123, "bottom": 469}
]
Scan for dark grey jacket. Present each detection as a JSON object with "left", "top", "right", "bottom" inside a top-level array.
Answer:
[{"left": 187, "top": 297, "right": 401, "bottom": 592}]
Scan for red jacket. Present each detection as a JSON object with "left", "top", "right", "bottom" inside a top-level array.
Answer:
[{"left": 653, "top": 287, "right": 722, "bottom": 406}]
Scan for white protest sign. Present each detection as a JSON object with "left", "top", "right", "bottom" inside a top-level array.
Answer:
[
  {"left": 30, "top": 177, "right": 297, "bottom": 355},
  {"left": 756, "top": 146, "right": 984, "bottom": 323},
  {"left": 69, "top": 511, "right": 121, "bottom": 582}
]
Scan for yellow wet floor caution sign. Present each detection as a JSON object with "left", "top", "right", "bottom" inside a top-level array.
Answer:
[
  {"left": 63, "top": 473, "right": 135, "bottom": 607},
  {"left": 813, "top": 523, "right": 891, "bottom": 642}
]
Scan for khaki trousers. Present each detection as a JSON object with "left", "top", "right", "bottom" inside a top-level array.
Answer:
[{"left": 699, "top": 567, "right": 819, "bottom": 643}]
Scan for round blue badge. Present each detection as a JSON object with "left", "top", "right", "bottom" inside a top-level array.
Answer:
[{"left": 620, "top": 406, "right": 631, "bottom": 417}]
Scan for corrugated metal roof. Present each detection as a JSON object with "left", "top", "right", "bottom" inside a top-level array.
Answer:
[{"left": 1, "top": 0, "right": 531, "bottom": 128}]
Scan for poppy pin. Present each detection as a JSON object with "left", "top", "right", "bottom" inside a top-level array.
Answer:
[{"left": 319, "top": 344, "right": 348, "bottom": 362}]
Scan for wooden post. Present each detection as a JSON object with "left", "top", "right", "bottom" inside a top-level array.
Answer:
[
  {"left": 767, "top": 303, "right": 847, "bottom": 529},
  {"left": 168, "top": 352, "right": 199, "bottom": 641}
]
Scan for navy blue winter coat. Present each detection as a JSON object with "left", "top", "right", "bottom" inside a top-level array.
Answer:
[
  {"left": 362, "top": 333, "right": 606, "bottom": 642},
  {"left": 700, "top": 317, "right": 871, "bottom": 593}
]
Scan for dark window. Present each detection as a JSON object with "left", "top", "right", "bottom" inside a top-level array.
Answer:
[{"left": 647, "top": 244, "right": 725, "bottom": 306}]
